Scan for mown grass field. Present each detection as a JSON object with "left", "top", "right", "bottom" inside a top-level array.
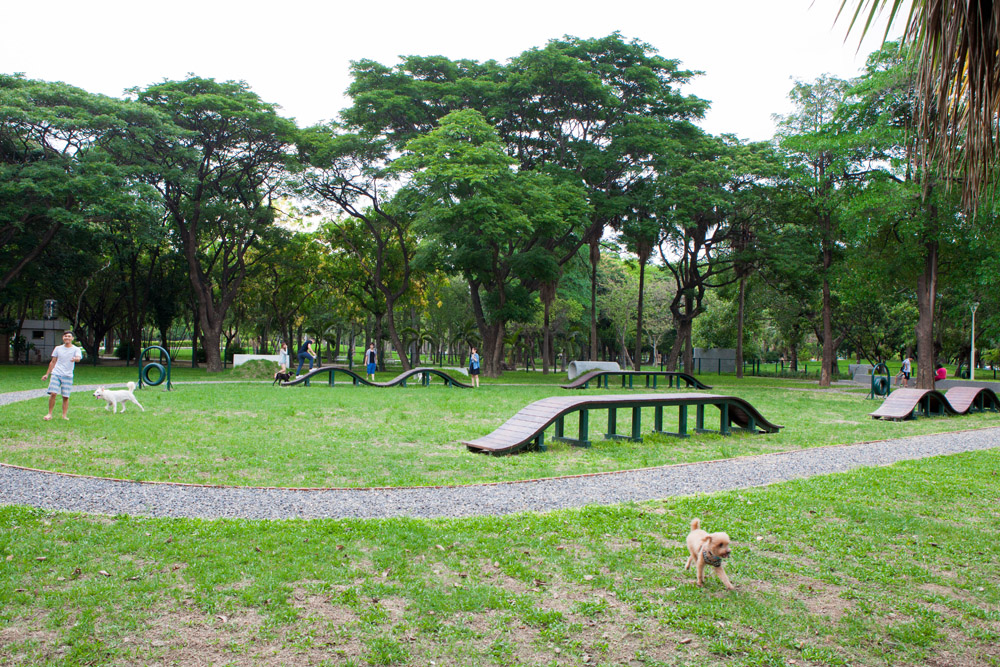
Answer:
[
  {"left": 2, "top": 364, "right": 998, "bottom": 665},
  {"left": 1, "top": 451, "right": 998, "bottom": 666},
  {"left": 2, "top": 365, "right": 999, "bottom": 487}
]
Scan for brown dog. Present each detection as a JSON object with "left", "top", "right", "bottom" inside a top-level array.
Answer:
[{"left": 684, "top": 518, "right": 734, "bottom": 590}]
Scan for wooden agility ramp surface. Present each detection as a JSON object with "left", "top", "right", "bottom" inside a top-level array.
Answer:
[{"left": 869, "top": 387, "right": 1000, "bottom": 421}]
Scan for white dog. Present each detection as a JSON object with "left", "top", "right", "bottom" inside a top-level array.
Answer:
[{"left": 93, "top": 381, "right": 145, "bottom": 414}]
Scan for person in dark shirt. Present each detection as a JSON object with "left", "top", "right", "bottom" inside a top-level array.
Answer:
[{"left": 296, "top": 339, "right": 316, "bottom": 377}]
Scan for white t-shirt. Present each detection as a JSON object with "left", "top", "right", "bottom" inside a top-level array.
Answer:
[{"left": 51, "top": 344, "right": 82, "bottom": 377}]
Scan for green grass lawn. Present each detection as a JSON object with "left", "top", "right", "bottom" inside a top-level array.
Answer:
[
  {"left": 2, "top": 367, "right": 999, "bottom": 487},
  {"left": 1, "top": 450, "right": 997, "bottom": 666}
]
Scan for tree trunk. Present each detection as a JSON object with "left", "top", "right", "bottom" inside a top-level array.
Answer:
[
  {"left": 541, "top": 281, "right": 556, "bottom": 374},
  {"left": 589, "top": 237, "right": 600, "bottom": 360},
  {"left": 383, "top": 300, "right": 411, "bottom": 372},
  {"left": 819, "top": 241, "right": 835, "bottom": 387},
  {"left": 735, "top": 274, "right": 746, "bottom": 379},
  {"left": 916, "top": 239, "right": 938, "bottom": 389},
  {"left": 374, "top": 315, "right": 385, "bottom": 371},
  {"left": 191, "top": 308, "right": 200, "bottom": 369},
  {"left": 633, "top": 251, "right": 648, "bottom": 371}
]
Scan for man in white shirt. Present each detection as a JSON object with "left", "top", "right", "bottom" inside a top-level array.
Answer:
[{"left": 41, "top": 331, "right": 83, "bottom": 421}]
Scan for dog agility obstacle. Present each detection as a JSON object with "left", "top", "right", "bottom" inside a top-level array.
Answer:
[
  {"left": 281, "top": 366, "right": 473, "bottom": 389},
  {"left": 560, "top": 370, "right": 711, "bottom": 390},
  {"left": 463, "top": 393, "right": 782, "bottom": 456},
  {"left": 869, "top": 386, "right": 1000, "bottom": 420}
]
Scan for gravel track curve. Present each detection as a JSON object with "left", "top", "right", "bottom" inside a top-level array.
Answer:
[{"left": 2, "top": 384, "right": 998, "bottom": 520}]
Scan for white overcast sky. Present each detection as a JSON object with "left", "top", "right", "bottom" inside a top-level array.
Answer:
[{"left": 2, "top": 0, "right": 900, "bottom": 141}]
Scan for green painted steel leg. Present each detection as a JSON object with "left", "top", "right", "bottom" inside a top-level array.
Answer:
[
  {"left": 555, "top": 416, "right": 564, "bottom": 439},
  {"left": 535, "top": 432, "right": 546, "bottom": 452},
  {"left": 719, "top": 402, "right": 730, "bottom": 436},
  {"left": 654, "top": 405, "right": 663, "bottom": 432},
  {"left": 607, "top": 407, "right": 617, "bottom": 437},
  {"left": 628, "top": 375, "right": 633, "bottom": 388},
  {"left": 329, "top": 370, "right": 335, "bottom": 387},
  {"left": 631, "top": 406, "right": 641, "bottom": 441},
  {"left": 653, "top": 375, "right": 658, "bottom": 389},
  {"left": 697, "top": 404, "right": 705, "bottom": 430},
  {"left": 577, "top": 409, "right": 591, "bottom": 447},
  {"left": 678, "top": 405, "right": 688, "bottom": 436}
]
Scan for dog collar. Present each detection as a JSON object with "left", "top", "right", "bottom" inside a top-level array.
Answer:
[{"left": 702, "top": 549, "right": 722, "bottom": 567}]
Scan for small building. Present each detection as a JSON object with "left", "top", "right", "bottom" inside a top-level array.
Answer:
[{"left": 16, "top": 318, "right": 73, "bottom": 364}]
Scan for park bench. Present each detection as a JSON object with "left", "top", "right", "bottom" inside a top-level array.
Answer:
[
  {"left": 869, "top": 386, "right": 1000, "bottom": 420},
  {"left": 282, "top": 366, "right": 473, "bottom": 389},
  {"left": 463, "top": 393, "right": 782, "bottom": 456},
  {"left": 561, "top": 370, "right": 712, "bottom": 390}
]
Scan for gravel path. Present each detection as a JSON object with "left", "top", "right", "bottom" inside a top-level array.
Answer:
[{"left": 3, "top": 384, "right": 998, "bottom": 520}]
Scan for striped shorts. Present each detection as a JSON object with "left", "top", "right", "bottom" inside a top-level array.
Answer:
[{"left": 47, "top": 374, "right": 73, "bottom": 398}]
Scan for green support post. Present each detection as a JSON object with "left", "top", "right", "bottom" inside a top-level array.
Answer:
[
  {"left": 555, "top": 416, "right": 565, "bottom": 439},
  {"left": 677, "top": 405, "right": 688, "bottom": 437},
  {"left": 535, "top": 431, "right": 546, "bottom": 452},
  {"left": 329, "top": 370, "right": 335, "bottom": 387},
  {"left": 578, "top": 409, "right": 590, "bottom": 447},
  {"left": 631, "top": 406, "right": 642, "bottom": 441},
  {"left": 719, "top": 402, "right": 730, "bottom": 436},
  {"left": 607, "top": 407, "right": 617, "bottom": 437},
  {"left": 696, "top": 404, "right": 705, "bottom": 431},
  {"left": 654, "top": 405, "right": 663, "bottom": 432}
]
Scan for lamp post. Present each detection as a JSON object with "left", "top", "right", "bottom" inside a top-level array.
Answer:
[{"left": 971, "top": 302, "right": 979, "bottom": 381}]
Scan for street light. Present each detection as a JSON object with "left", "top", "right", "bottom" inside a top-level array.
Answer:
[{"left": 971, "top": 302, "right": 979, "bottom": 381}]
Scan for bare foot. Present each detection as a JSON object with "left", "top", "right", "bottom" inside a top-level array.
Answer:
[
  {"left": 43, "top": 415, "right": 52, "bottom": 421},
  {"left": 62, "top": 416, "right": 70, "bottom": 421}
]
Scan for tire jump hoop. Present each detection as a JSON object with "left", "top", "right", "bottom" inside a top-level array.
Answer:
[
  {"left": 138, "top": 345, "right": 173, "bottom": 391},
  {"left": 868, "top": 362, "right": 891, "bottom": 400}
]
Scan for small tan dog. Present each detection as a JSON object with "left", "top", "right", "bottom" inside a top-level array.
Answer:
[{"left": 684, "top": 518, "right": 734, "bottom": 590}]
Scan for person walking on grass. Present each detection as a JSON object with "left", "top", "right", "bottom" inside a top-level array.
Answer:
[
  {"left": 275, "top": 342, "right": 289, "bottom": 380},
  {"left": 901, "top": 355, "right": 912, "bottom": 388},
  {"left": 41, "top": 331, "right": 83, "bottom": 421},
  {"left": 469, "top": 346, "right": 480, "bottom": 388},
  {"left": 296, "top": 338, "right": 316, "bottom": 377},
  {"left": 364, "top": 342, "right": 377, "bottom": 381}
]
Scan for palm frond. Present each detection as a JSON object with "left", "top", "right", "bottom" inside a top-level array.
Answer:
[{"left": 839, "top": 0, "right": 1000, "bottom": 211}]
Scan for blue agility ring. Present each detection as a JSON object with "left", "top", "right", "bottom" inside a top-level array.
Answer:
[{"left": 139, "top": 345, "right": 172, "bottom": 390}]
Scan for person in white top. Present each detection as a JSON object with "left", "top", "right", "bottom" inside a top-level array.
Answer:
[{"left": 41, "top": 331, "right": 83, "bottom": 421}]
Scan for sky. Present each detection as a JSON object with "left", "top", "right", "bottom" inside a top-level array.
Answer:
[{"left": 2, "top": 0, "right": 901, "bottom": 141}]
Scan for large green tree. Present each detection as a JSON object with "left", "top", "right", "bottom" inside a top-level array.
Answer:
[
  {"left": 0, "top": 74, "right": 156, "bottom": 295},
  {"left": 129, "top": 77, "right": 296, "bottom": 372},
  {"left": 341, "top": 34, "right": 706, "bottom": 360},
  {"left": 396, "top": 109, "right": 590, "bottom": 376}
]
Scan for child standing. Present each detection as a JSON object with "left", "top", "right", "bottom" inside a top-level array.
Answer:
[
  {"left": 469, "top": 346, "right": 480, "bottom": 388},
  {"left": 364, "top": 342, "right": 377, "bottom": 380}
]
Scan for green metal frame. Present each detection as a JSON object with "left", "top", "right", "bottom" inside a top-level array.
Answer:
[
  {"left": 544, "top": 398, "right": 749, "bottom": 451},
  {"left": 868, "top": 362, "right": 892, "bottom": 400},
  {"left": 138, "top": 345, "right": 172, "bottom": 391}
]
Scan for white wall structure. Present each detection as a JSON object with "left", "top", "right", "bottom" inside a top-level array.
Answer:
[{"left": 18, "top": 318, "right": 74, "bottom": 364}]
